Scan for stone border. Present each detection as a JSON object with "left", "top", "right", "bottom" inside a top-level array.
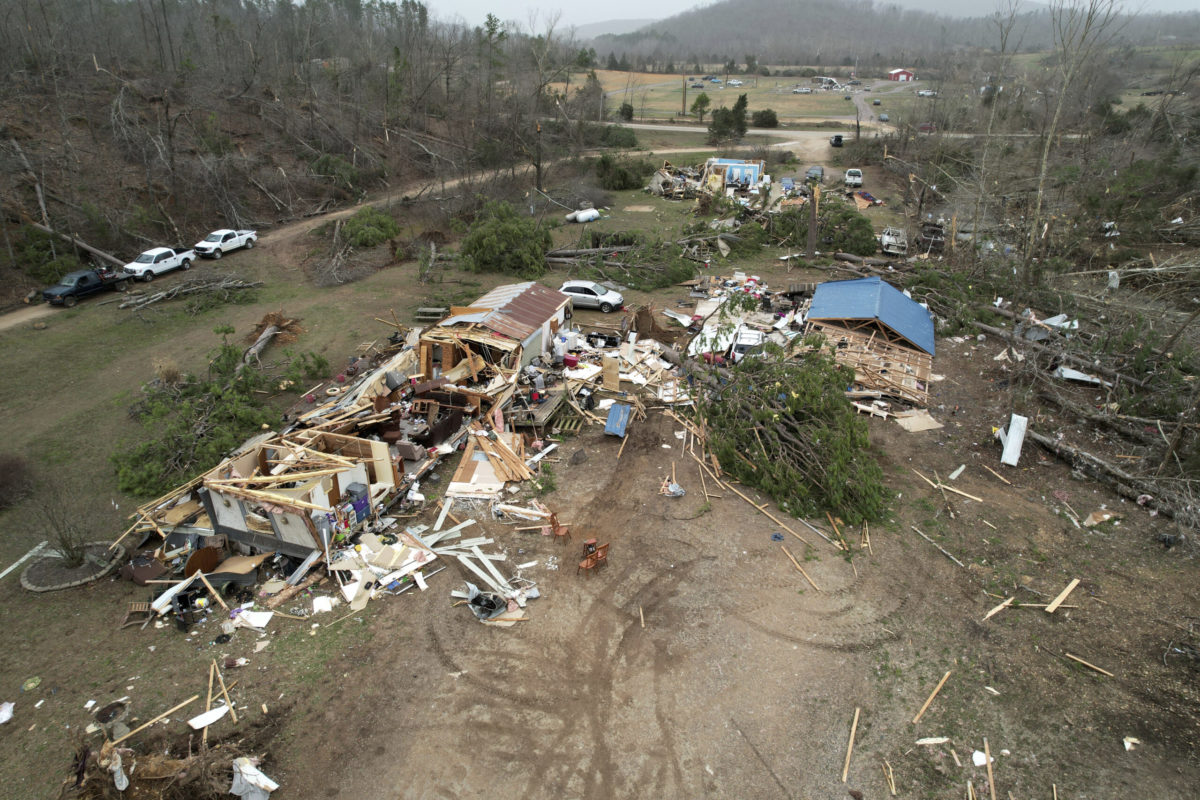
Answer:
[{"left": 20, "top": 541, "right": 126, "bottom": 592}]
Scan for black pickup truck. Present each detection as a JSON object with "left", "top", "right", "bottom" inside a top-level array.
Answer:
[{"left": 42, "top": 268, "right": 131, "bottom": 307}]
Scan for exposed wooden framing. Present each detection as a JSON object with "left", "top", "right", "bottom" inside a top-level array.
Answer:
[{"left": 803, "top": 321, "right": 932, "bottom": 406}]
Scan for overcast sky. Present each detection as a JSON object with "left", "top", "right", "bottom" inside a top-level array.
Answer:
[{"left": 428, "top": 0, "right": 1200, "bottom": 30}]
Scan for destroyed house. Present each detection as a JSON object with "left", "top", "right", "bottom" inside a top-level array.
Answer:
[
  {"left": 701, "top": 158, "right": 766, "bottom": 192},
  {"left": 805, "top": 276, "right": 935, "bottom": 405},
  {"left": 198, "top": 430, "right": 398, "bottom": 558},
  {"left": 420, "top": 281, "right": 569, "bottom": 372}
]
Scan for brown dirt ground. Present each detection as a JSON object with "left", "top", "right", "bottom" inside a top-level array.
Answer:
[{"left": 1, "top": 160, "right": 1198, "bottom": 800}]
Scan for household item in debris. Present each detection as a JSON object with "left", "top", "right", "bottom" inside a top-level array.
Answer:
[
  {"left": 578, "top": 552, "right": 601, "bottom": 576},
  {"left": 593, "top": 542, "right": 610, "bottom": 571},
  {"left": 548, "top": 513, "right": 572, "bottom": 545},
  {"left": 605, "top": 403, "right": 633, "bottom": 437},
  {"left": 563, "top": 354, "right": 579, "bottom": 369},
  {"left": 118, "top": 601, "right": 154, "bottom": 630}
]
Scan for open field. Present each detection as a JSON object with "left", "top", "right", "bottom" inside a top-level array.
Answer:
[{"left": 1, "top": 148, "right": 1198, "bottom": 800}]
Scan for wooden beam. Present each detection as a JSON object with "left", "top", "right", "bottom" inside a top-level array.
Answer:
[
  {"left": 842, "top": 707, "right": 860, "bottom": 783},
  {"left": 111, "top": 695, "right": 200, "bottom": 745},
  {"left": 1065, "top": 653, "right": 1113, "bottom": 677}
]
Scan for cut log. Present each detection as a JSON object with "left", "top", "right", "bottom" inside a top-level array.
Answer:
[{"left": 26, "top": 221, "right": 124, "bottom": 268}]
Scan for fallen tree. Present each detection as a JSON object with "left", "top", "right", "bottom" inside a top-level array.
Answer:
[{"left": 691, "top": 349, "right": 889, "bottom": 524}]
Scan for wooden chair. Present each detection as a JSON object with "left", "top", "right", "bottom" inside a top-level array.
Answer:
[
  {"left": 577, "top": 552, "right": 600, "bottom": 576},
  {"left": 593, "top": 543, "right": 610, "bottom": 571},
  {"left": 118, "top": 601, "right": 154, "bottom": 630},
  {"left": 549, "top": 512, "right": 572, "bottom": 545}
]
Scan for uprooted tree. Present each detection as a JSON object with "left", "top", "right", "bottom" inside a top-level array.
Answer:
[{"left": 693, "top": 346, "right": 889, "bottom": 525}]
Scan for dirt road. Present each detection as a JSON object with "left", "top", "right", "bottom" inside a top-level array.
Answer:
[{"left": 0, "top": 303, "right": 54, "bottom": 332}]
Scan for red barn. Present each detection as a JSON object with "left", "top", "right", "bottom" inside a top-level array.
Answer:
[{"left": 887, "top": 68, "right": 915, "bottom": 82}]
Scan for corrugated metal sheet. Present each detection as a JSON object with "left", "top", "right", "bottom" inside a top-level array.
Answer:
[
  {"left": 451, "top": 281, "right": 567, "bottom": 341},
  {"left": 808, "top": 276, "right": 935, "bottom": 355}
]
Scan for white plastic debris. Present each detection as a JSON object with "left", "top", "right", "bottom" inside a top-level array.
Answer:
[
  {"left": 111, "top": 751, "right": 129, "bottom": 791},
  {"left": 188, "top": 704, "right": 231, "bottom": 730},
  {"left": 1123, "top": 736, "right": 1141, "bottom": 751},
  {"left": 972, "top": 750, "right": 994, "bottom": 767},
  {"left": 230, "top": 756, "right": 279, "bottom": 799},
  {"left": 0, "top": 702, "right": 13, "bottom": 724}
]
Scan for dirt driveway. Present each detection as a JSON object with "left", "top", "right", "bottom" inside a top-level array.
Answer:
[{"left": 270, "top": 353, "right": 1199, "bottom": 800}]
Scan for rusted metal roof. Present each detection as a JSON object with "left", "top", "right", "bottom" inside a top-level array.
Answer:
[{"left": 442, "top": 281, "right": 567, "bottom": 341}]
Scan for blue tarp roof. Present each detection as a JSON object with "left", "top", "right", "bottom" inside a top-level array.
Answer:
[{"left": 808, "top": 276, "right": 935, "bottom": 355}]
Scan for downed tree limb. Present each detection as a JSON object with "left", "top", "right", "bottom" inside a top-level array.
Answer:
[
  {"left": 119, "top": 275, "right": 263, "bottom": 310},
  {"left": 972, "top": 321, "right": 1148, "bottom": 388},
  {"left": 1027, "top": 430, "right": 1196, "bottom": 527},
  {"left": 243, "top": 325, "right": 281, "bottom": 368}
]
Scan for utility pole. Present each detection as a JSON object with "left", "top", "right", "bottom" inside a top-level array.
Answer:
[
  {"left": 806, "top": 183, "right": 819, "bottom": 258},
  {"left": 682, "top": 76, "right": 687, "bottom": 116}
]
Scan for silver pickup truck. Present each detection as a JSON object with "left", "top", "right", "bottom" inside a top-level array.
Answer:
[{"left": 193, "top": 229, "right": 257, "bottom": 259}]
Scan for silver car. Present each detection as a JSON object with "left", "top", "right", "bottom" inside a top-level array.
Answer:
[{"left": 558, "top": 280, "right": 624, "bottom": 313}]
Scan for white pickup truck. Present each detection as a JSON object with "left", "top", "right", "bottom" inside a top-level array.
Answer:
[
  {"left": 193, "top": 229, "right": 257, "bottom": 259},
  {"left": 122, "top": 247, "right": 195, "bottom": 281},
  {"left": 844, "top": 168, "right": 863, "bottom": 188}
]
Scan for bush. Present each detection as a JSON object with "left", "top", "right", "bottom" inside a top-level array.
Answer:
[
  {"left": 595, "top": 154, "right": 655, "bottom": 190},
  {"left": 460, "top": 200, "right": 552, "bottom": 279},
  {"left": 751, "top": 109, "right": 779, "bottom": 128},
  {"left": 10, "top": 227, "right": 83, "bottom": 284},
  {"left": 311, "top": 153, "right": 360, "bottom": 190},
  {"left": 342, "top": 206, "right": 401, "bottom": 248},
  {"left": 618, "top": 102, "right": 634, "bottom": 121}
]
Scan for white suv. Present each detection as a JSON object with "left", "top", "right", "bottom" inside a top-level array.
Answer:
[{"left": 558, "top": 280, "right": 624, "bottom": 313}]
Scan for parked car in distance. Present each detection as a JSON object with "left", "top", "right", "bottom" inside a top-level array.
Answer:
[
  {"left": 122, "top": 247, "right": 195, "bottom": 281},
  {"left": 806, "top": 165, "right": 825, "bottom": 182},
  {"left": 792, "top": 87, "right": 812, "bottom": 94},
  {"left": 194, "top": 229, "right": 257, "bottom": 259},
  {"left": 728, "top": 79, "right": 744, "bottom": 87},
  {"left": 559, "top": 280, "right": 624, "bottom": 313},
  {"left": 691, "top": 83, "right": 704, "bottom": 88},
  {"left": 41, "top": 267, "right": 131, "bottom": 307},
  {"left": 872, "top": 98, "right": 882, "bottom": 106},
  {"left": 878, "top": 113, "right": 890, "bottom": 122},
  {"left": 917, "top": 89, "right": 938, "bottom": 98},
  {"left": 917, "top": 122, "right": 937, "bottom": 134},
  {"left": 830, "top": 134, "right": 844, "bottom": 147},
  {"left": 710, "top": 77, "right": 722, "bottom": 83},
  {"left": 843, "top": 94, "right": 852, "bottom": 100},
  {"left": 844, "top": 168, "right": 864, "bottom": 188}
]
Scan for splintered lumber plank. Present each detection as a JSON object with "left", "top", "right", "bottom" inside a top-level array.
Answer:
[
  {"left": 984, "top": 738, "right": 997, "bottom": 800},
  {"left": 826, "top": 512, "right": 849, "bottom": 549},
  {"left": 1065, "top": 653, "right": 1114, "bottom": 677},
  {"left": 884, "top": 761, "right": 897, "bottom": 796},
  {"left": 111, "top": 695, "right": 200, "bottom": 745},
  {"left": 639, "top": 605, "right": 645, "bottom": 628},
  {"left": 940, "top": 483, "right": 984, "bottom": 503},
  {"left": 202, "top": 662, "right": 216, "bottom": 746},
  {"left": 982, "top": 464, "right": 1012, "bottom": 485},
  {"left": 911, "top": 526, "right": 966, "bottom": 568},
  {"left": 912, "top": 671, "right": 952, "bottom": 724},
  {"left": 780, "top": 545, "right": 821, "bottom": 591},
  {"left": 617, "top": 434, "right": 629, "bottom": 460},
  {"left": 433, "top": 497, "right": 454, "bottom": 532},
  {"left": 982, "top": 597, "right": 1014, "bottom": 622},
  {"left": 1045, "top": 578, "right": 1081, "bottom": 613},
  {"left": 212, "top": 660, "right": 238, "bottom": 723},
  {"left": 842, "top": 707, "right": 861, "bottom": 783}
]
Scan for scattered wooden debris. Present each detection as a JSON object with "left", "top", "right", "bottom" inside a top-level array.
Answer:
[
  {"left": 842, "top": 707, "right": 861, "bottom": 783},
  {"left": 912, "top": 670, "right": 952, "bottom": 724},
  {"left": 883, "top": 760, "right": 897, "bottom": 796},
  {"left": 911, "top": 526, "right": 965, "bottom": 568},
  {"left": 984, "top": 737, "right": 997, "bottom": 800},
  {"left": 1045, "top": 578, "right": 1080, "bottom": 614},
  {"left": 780, "top": 545, "right": 821, "bottom": 591},
  {"left": 982, "top": 597, "right": 1013, "bottom": 622},
  {"left": 1065, "top": 652, "right": 1114, "bottom": 677}
]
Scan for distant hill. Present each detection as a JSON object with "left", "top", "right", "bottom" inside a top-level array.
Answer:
[
  {"left": 590, "top": 0, "right": 1200, "bottom": 65},
  {"left": 574, "top": 18, "right": 660, "bottom": 39}
]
